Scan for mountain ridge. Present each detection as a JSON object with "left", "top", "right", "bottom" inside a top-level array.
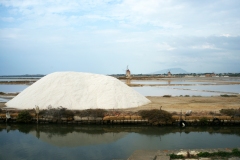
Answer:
[{"left": 151, "top": 68, "right": 188, "bottom": 74}]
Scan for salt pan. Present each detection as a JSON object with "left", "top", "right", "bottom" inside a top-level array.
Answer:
[{"left": 5, "top": 72, "right": 151, "bottom": 110}]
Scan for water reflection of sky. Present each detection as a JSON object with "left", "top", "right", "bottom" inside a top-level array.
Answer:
[
  {"left": 0, "top": 85, "right": 28, "bottom": 92},
  {"left": 1, "top": 81, "right": 239, "bottom": 97},
  {"left": 1, "top": 125, "right": 240, "bottom": 160},
  {"left": 132, "top": 86, "right": 222, "bottom": 96},
  {"left": 124, "top": 80, "right": 216, "bottom": 85},
  {"left": 173, "top": 85, "right": 240, "bottom": 94},
  {"left": 0, "top": 79, "right": 39, "bottom": 81},
  {"left": 0, "top": 97, "right": 8, "bottom": 102}
]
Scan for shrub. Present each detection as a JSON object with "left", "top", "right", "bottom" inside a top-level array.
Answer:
[
  {"left": 163, "top": 95, "right": 171, "bottom": 97},
  {"left": 232, "top": 148, "right": 240, "bottom": 156},
  {"left": 41, "top": 106, "right": 75, "bottom": 119},
  {"left": 76, "top": 109, "right": 107, "bottom": 118},
  {"left": 221, "top": 94, "right": 237, "bottom": 97},
  {"left": 220, "top": 108, "right": 240, "bottom": 117},
  {"left": 197, "top": 149, "right": 240, "bottom": 158},
  {"left": 17, "top": 111, "right": 33, "bottom": 123},
  {"left": 197, "top": 152, "right": 211, "bottom": 157},
  {"left": 209, "top": 111, "right": 215, "bottom": 115},
  {"left": 39, "top": 109, "right": 47, "bottom": 116},
  {"left": 58, "top": 107, "right": 74, "bottom": 118},
  {"left": 138, "top": 109, "right": 173, "bottom": 124},
  {"left": 169, "top": 153, "right": 184, "bottom": 159},
  {"left": 199, "top": 117, "right": 208, "bottom": 125}
]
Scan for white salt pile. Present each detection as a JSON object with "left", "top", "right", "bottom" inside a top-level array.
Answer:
[{"left": 5, "top": 72, "right": 150, "bottom": 110}]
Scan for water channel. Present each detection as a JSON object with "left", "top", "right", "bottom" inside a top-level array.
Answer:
[{"left": 0, "top": 124, "right": 240, "bottom": 160}]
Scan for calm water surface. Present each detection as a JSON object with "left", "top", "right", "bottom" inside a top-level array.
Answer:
[
  {"left": 0, "top": 125, "right": 240, "bottom": 160},
  {"left": 173, "top": 85, "right": 240, "bottom": 94},
  {"left": 1, "top": 79, "right": 239, "bottom": 98},
  {"left": 0, "top": 78, "right": 39, "bottom": 82},
  {"left": 0, "top": 85, "right": 29, "bottom": 93},
  {"left": 133, "top": 86, "right": 218, "bottom": 96},
  {"left": 122, "top": 80, "right": 216, "bottom": 85}
]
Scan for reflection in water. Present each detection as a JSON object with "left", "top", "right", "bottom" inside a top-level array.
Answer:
[
  {"left": 32, "top": 125, "right": 127, "bottom": 147},
  {"left": 125, "top": 79, "right": 131, "bottom": 85},
  {"left": 0, "top": 97, "right": 9, "bottom": 102},
  {"left": 168, "top": 80, "right": 171, "bottom": 85},
  {"left": 6, "top": 125, "right": 11, "bottom": 133},
  {"left": 0, "top": 124, "right": 240, "bottom": 160},
  {"left": 2, "top": 124, "right": 240, "bottom": 145},
  {"left": 36, "top": 125, "right": 40, "bottom": 139}
]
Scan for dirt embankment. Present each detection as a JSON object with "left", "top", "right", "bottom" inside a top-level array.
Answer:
[{"left": 1, "top": 96, "right": 240, "bottom": 115}]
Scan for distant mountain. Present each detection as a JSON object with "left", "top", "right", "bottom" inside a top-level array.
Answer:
[{"left": 151, "top": 68, "right": 188, "bottom": 74}]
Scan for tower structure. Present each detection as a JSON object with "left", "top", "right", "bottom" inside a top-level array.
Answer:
[
  {"left": 126, "top": 66, "right": 131, "bottom": 78},
  {"left": 168, "top": 71, "right": 172, "bottom": 77}
]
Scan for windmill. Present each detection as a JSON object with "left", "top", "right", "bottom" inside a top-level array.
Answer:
[
  {"left": 126, "top": 65, "right": 131, "bottom": 78},
  {"left": 167, "top": 70, "right": 172, "bottom": 77}
]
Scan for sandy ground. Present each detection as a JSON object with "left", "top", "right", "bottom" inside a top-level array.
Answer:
[
  {"left": 123, "top": 96, "right": 240, "bottom": 113},
  {"left": 1, "top": 96, "right": 240, "bottom": 114}
]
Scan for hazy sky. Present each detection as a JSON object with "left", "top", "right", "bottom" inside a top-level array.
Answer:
[{"left": 0, "top": 0, "right": 240, "bottom": 75}]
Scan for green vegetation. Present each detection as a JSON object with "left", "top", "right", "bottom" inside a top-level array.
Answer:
[
  {"left": 170, "top": 149, "right": 240, "bottom": 159},
  {"left": 197, "top": 148, "right": 240, "bottom": 158},
  {"left": 17, "top": 110, "right": 33, "bottom": 123},
  {"left": 169, "top": 153, "right": 184, "bottom": 159}
]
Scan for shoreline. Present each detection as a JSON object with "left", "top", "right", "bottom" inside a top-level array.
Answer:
[{"left": 128, "top": 148, "right": 240, "bottom": 160}]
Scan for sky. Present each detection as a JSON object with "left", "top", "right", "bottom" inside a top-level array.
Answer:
[{"left": 0, "top": 0, "right": 240, "bottom": 75}]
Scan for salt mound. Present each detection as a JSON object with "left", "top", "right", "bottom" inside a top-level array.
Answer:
[{"left": 5, "top": 72, "right": 150, "bottom": 110}]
